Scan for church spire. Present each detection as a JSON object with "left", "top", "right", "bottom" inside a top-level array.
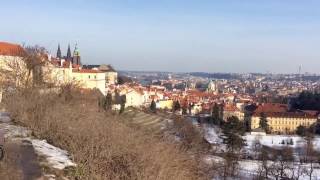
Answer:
[
  {"left": 73, "top": 44, "right": 81, "bottom": 65},
  {"left": 56, "top": 43, "right": 61, "bottom": 59},
  {"left": 66, "top": 44, "right": 72, "bottom": 60}
]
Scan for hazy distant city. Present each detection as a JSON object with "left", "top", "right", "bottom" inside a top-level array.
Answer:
[{"left": 1, "top": 1, "right": 320, "bottom": 180}]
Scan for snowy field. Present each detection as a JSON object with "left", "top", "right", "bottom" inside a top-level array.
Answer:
[
  {"left": 205, "top": 154, "right": 320, "bottom": 179},
  {"left": 202, "top": 123, "right": 320, "bottom": 153},
  {"left": 238, "top": 160, "right": 320, "bottom": 180},
  {"left": 244, "top": 133, "right": 320, "bottom": 151},
  {"left": 202, "top": 124, "right": 320, "bottom": 180}
]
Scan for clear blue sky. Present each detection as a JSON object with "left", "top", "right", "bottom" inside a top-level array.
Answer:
[{"left": 1, "top": 0, "right": 320, "bottom": 73}]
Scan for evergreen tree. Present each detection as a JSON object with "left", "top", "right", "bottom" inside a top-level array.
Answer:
[
  {"left": 211, "top": 103, "right": 221, "bottom": 125},
  {"left": 105, "top": 92, "right": 113, "bottom": 110},
  {"left": 182, "top": 107, "right": 187, "bottom": 115},
  {"left": 98, "top": 96, "right": 105, "bottom": 111},
  {"left": 296, "top": 125, "right": 307, "bottom": 136},
  {"left": 291, "top": 91, "right": 320, "bottom": 111},
  {"left": 222, "top": 116, "right": 246, "bottom": 152},
  {"left": 224, "top": 116, "right": 246, "bottom": 135},
  {"left": 288, "top": 138, "right": 294, "bottom": 145},
  {"left": 119, "top": 95, "right": 126, "bottom": 114},
  {"left": 188, "top": 103, "right": 193, "bottom": 114},
  {"left": 173, "top": 100, "right": 181, "bottom": 112},
  {"left": 223, "top": 132, "right": 245, "bottom": 152},
  {"left": 219, "top": 104, "right": 224, "bottom": 122},
  {"left": 150, "top": 99, "right": 157, "bottom": 113},
  {"left": 315, "top": 123, "right": 320, "bottom": 135},
  {"left": 259, "top": 112, "right": 269, "bottom": 133}
]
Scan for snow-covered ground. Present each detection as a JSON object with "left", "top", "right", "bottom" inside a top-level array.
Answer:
[
  {"left": 203, "top": 124, "right": 223, "bottom": 145},
  {"left": 205, "top": 155, "right": 320, "bottom": 180},
  {"left": 0, "top": 123, "right": 31, "bottom": 139},
  {"left": 202, "top": 123, "right": 320, "bottom": 153},
  {"left": 202, "top": 124, "right": 320, "bottom": 180},
  {"left": 244, "top": 133, "right": 320, "bottom": 151},
  {"left": 238, "top": 159, "right": 320, "bottom": 180}
]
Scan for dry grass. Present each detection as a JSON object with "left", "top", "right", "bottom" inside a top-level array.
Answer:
[{"left": 3, "top": 88, "right": 207, "bottom": 180}]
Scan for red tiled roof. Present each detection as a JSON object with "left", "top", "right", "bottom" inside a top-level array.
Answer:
[
  {"left": 302, "top": 110, "right": 319, "bottom": 116},
  {"left": 150, "top": 94, "right": 159, "bottom": 100},
  {"left": 72, "top": 69, "right": 104, "bottom": 73},
  {"left": 0, "top": 42, "right": 25, "bottom": 56},
  {"left": 224, "top": 104, "right": 240, "bottom": 112},
  {"left": 253, "top": 112, "right": 317, "bottom": 119},
  {"left": 61, "top": 61, "right": 81, "bottom": 69},
  {"left": 254, "top": 103, "right": 288, "bottom": 114}
]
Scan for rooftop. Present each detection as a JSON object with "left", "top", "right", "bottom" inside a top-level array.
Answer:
[
  {"left": 82, "top": 64, "right": 116, "bottom": 72},
  {"left": 253, "top": 111, "right": 317, "bottom": 119},
  {"left": 72, "top": 69, "right": 104, "bottom": 73},
  {"left": 254, "top": 103, "right": 288, "bottom": 114},
  {"left": 0, "top": 42, "right": 25, "bottom": 56}
]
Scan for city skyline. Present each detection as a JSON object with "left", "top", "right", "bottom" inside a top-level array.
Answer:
[{"left": 1, "top": 0, "right": 320, "bottom": 73}]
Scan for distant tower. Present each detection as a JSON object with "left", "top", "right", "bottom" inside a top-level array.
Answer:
[
  {"left": 207, "top": 80, "right": 217, "bottom": 93},
  {"left": 56, "top": 44, "right": 62, "bottom": 59},
  {"left": 298, "top": 65, "right": 302, "bottom": 81},
  {"left": 72, "top": 44, "right": 81, "bottom": 65},
  {"left": 66, "top": 44, "right": 72, "bottom": 61},
  {"left": 298, "top": 65, "right": 302, "bottom": 75}
]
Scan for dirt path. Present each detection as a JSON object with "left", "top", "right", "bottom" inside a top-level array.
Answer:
[
  {"left": 3, "top": 139, "right": 42, "bottom": 180},
  {"left": 20, "top": 139, "right": 42, "bottom": 180},
  {"left": 0, "top": 111, "right": 43, "bottom": 180},
  {"left": 0, "top": 109, "right": 76, "bottom": 180}
]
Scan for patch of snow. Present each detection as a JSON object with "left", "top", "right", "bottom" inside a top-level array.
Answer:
[
  {"left": 0, "top": 111, "right": 76, "bottom": 173},
  {"left": 30, "top": 139, "right": 76, "bottom": 170},
  {"left": 203, "top": 124, "right": 223, "bottom": 144},
  {"left": 244, "top": 133, "right": 320, "bottom": 152},
  {"left": 203, "top": 155, "right": 224, "bottom": 165},
  {"left": 44, "top": 174, "right": 56, "bottom": 180},
  {"left": 200, "top": 124, "right": 320, "bottom": 180},
  {"left": 312, "top": 137, "right": 320, "bottom": 149},
  {"left": 238, "top": 159, "right": 320, "bottom": 180},
  {"left": 0, "top": 123, "right": 31, "bottom": 139},
  {"left": 238, "top": 160, "right": 261, "bottom": 172},
  {"left": 0, "top": 112, "right": 11, "bottom": 123},
  {"left": 245, "top": 134, "right": 301, "bottom": 148}
]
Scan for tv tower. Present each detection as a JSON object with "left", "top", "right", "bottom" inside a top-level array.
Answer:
[{"left": 298, "top": 65, "right": 302, "bottom": 75}]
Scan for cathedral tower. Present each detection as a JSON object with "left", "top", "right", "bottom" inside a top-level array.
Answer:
[
  {"left": 56, "top": 44, "right": 61, "bottom": 59},
  {"left": 66, "top": 44, "right": 72, "bottom": 61}
]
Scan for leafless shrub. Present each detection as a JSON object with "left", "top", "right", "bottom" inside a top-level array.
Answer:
[
  {"left": 170, "top": 116, "right": 211, "bottom": 153},
  {"left": 0, "top": 45, "right": 49, "bottom": 91},
  {"left": 301, "top": 134, "right": 319, "bottom": 179},
  {"left": 3, "top": 88, "right": 204, "bottom": 180},
  {"left": 268, "top": 147, "right": 294, "bottom": 179}
]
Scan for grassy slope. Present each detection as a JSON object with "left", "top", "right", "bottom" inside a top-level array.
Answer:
[{"left": 3, "top": 89, "right": 206, "bottom": 180}]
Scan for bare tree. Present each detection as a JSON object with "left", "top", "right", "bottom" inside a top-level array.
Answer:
[
  {"left": 254, "top": 145, "right": 274, "bottom": 179},
  {"left": 302, "top": 134, "right": 317, "bottom": 180},
  {"left": 290, "top": 161, "right": 303, "bottom": 180},
  {"left": 0, "top": 45, "right": 48, "bottom": 91},
  {"left": 220, "top": 151, "right": 240, "bottom": 179},
  {"left": 269, "top": 147, "right": 294, "bottom": 180},
  {"left": 252, "top": 136, "right": 262, "bottom": 159}
]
